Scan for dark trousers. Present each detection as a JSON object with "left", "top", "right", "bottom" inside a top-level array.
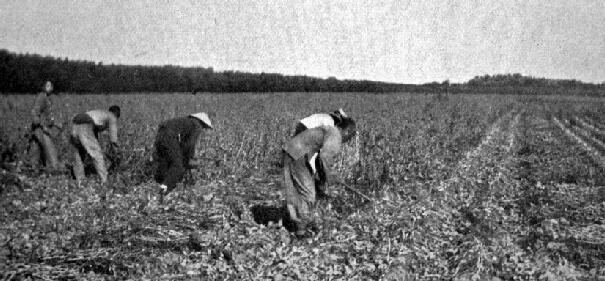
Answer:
[{"left": 154, "top": 127, "right": 187, "bottom": 193}]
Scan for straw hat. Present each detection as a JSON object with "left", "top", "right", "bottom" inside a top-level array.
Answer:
[{"left": 190, "top": 112, "right": 213, "bottom": 128}]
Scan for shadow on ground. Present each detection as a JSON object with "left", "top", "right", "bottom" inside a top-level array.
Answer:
[{"left": 250, "top": 204, "right": 297, "bottom": 232}]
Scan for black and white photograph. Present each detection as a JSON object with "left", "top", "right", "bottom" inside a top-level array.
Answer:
[{"left": 1, "top": 1, "right": 604, "bottom": 279}]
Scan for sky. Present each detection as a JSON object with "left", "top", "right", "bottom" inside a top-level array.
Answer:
[{"left": 1, "top": 0, "right": 604, "bottom": 84}]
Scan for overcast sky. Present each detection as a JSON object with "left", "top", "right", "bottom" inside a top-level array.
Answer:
[{"left": 1, "top": 0, "right": 604, "bottom": 83}]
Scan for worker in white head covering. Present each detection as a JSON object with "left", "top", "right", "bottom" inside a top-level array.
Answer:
[
  {"left": 282, "top": 117, "right": 357, "bottom": 237},
  {"left": 293, "top": 108, "right": 348, "bottom": 136},
  {"left": 153, "top": 112, "right": 213, "bottom": 202},
  {"left": 292, "top": 108, "right": 352, "bottom": 199}
]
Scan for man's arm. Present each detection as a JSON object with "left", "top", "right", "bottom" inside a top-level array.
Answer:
[
  {"left": 105, "top": 115, "right": 121, "bottom": 168},
  {"left": 184, "top": 127, "right": 202, "bottom": 163},
  {"left": 108, "top": 116, "right": 119, "bottom": 144},
  {"left": 30, "top": 94, "right": 44, "bottom": 126},
  {"left": 319, "top": 155, "right": 345, "bottom": 185},
  {"left": 318, "top": 126, "right": 343, "bottom": 184}
]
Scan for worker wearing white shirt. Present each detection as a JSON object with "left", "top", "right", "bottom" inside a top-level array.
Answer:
[
  {"left": 293, "top": 108, "right": 348, "bottom": 136},
  {"left": 292, "top": 108, "right": 349, "bottom": 199},
  {"left": 70, "top": 106, "right": 121, "bottom": 184}
]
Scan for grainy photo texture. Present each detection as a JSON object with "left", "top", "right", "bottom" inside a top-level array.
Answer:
[{"left": 0, "top": 1, "right": 604, "bottom": 279}]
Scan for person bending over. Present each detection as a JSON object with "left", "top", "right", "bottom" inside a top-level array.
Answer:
[
  {"left": 70, "top": 105, "right": 121, "bottom": 184},
  {"left": 154, "top": 112, "right": 213, "bottom": 202},
  {"left": 282, "top": 118, "right": 356, "bottom": 237}
]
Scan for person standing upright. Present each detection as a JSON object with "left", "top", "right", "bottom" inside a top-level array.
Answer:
[
  {"left": 69, "top": 106, "right": 121, "bottom": 184},
  {"left": 153, "top": 112, "right": 213, "bottom": 202},
  {"left": 30, "top": 80, "right": 60, "bottom": 172}
]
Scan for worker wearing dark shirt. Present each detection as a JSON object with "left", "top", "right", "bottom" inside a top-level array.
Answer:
[
  {"left": 30, "top": 81, "right": 60, "bottom": 171},
  {"left": 154, "top": 113, "right": 213, "bottom": 200}
]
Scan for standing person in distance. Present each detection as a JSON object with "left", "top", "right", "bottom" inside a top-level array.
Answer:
[
  {"left": 293, "top": 108, "right": 349, "bottom": 198},
  {"left": 29, "top": 80, "right": 61, "bottom": 172},
  {"left": 282, "top": 117, "right": 356, "bottom": 237},
  {"left": 153, "top": 112, "right": 213, "bottom": 202},
  {"left": 69, "top": 106, "right": 122, "bottom": 185}
]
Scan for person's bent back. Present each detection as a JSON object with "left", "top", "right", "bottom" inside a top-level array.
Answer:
[
  {"left": 70, "top": 105, "right": 121, "bottom": 184},
  {"left": 154, "top": 112, "right": 213, "bottom": 202}
]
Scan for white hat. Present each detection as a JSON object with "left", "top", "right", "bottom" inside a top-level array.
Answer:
[
  {"left": 337, "top": 108, "right": 347, "bottom": 117},
  {"left": 190, "top": 112, "right": 213, "bottom": 128}
]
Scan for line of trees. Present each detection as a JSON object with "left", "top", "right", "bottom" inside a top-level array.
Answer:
[
  {"left": 0, "top": 49, "right": 404, "bottom": 93},
  {"left": 1, "top": 49, "right": 603, "bottom": 96},
  {"left": 460, "top": 74, "right": 604, "bottom": 96},
  {"left": 421, "top": 75, "right": 604, "bottom": 96}
]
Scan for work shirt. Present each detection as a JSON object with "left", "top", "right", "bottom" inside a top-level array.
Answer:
[
  {"left": 84, "top": 110, "right": 119, "bottom": 144},
  {"left": 31, "top": 92, "right": 53, "bottom": 127},
  {"left": 299, "top": 113, "right": 335, "bottom": 129},
  {"left": 284, "top": 125, "right": 342, "bottom": 167},
  {"left": 158, "top": 116, "right": 204, "bottom": 160}
]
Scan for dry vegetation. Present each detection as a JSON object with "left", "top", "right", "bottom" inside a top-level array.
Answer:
[{"left": 1, "top": 92, "right": 604, "bottom": 280}]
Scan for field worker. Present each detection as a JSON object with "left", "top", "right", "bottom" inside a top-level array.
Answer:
[
  {"left": 69, "top": 106, "right": 121, "bottom": 184},
  {"left": 154, "top": 112, "right": 213, "bottom": 201},
  {"left": 293, "top": 108, "right": 349, "bottom": 198},
  {"left": 282, "top": 117, "right": 356, "bottom": 237},
  {"left": 29, "top": 80, "right": 60, "bottom": 172},
  {"left": 293, "top": 108, "right": 348, "bottom": 136}
]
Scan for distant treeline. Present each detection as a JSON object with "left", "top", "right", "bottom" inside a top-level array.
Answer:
[
  {"left": 0, "top": 49, "right": 403, "bottom": 93},
  {"left": 456, "top": 74, "right": 604, "bottom": 96},
  {"left": 1, "top": 49, "right": 603, "bottom": 96}
]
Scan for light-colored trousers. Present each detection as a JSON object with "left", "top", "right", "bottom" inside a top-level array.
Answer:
[
  {"left": 283, "top": 151, "right": 317, "bottom": 233},
  {"left": 70, "top": 123, "right": 107, "bottom": 183},
  {"left": 31, "top": 127, "right": 59, "bottom": 170}
]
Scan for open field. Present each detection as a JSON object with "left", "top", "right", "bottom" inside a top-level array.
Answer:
[{"left": 1, "top": 92, "right": 605, "bottom": 280}]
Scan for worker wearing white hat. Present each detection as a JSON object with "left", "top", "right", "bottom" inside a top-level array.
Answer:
[
  {"left": 190, "top": 112, "right": 213, "bottom": 129},
  {"left": 153, "top": 112, "right": 213, "bottom": 201}
]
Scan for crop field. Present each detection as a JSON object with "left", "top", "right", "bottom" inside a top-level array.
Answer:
[{"left": 1, "top": 92, "right": 604, "bottom": 280}]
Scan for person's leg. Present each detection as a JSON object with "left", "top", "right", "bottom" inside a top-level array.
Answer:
[
  {"left": 157, "top": 131, "right": 186, "bottom": 194},
  {"left": 70, "top": 126, "right": 86, "bottom": 184},
  {"left": 291, "top": 155, "right": 317, "bottom": 222},
  {"left": 283, "top": 152, "right": 302, "bottom": 225},
  {"left": 163, "top": 153, "right": 185, "bottom": 194},
  {"left": 32, "top": 128, "right": 46, "bottom": 169},
  {"left": 283, "top": 152, "right": 317, "bottom": 236},
  {"left": 313, "top": 153, "right": 328, "bottom": 199},
  {"left": 153, "top": 144, "right": 167, "bottom": 184},
  {"left": 153, "top": 144, "right": 172, "bottom": 201},
  {"left": 78, "top": 126, "right": 107, "bottom": 183},
  {"left": 40, "top": 132, "right": 60, "bottom": 171}
]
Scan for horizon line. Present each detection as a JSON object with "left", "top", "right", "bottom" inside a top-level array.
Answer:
[{"left": 3, "top": 48, "right": 603, "bottom": 86}]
